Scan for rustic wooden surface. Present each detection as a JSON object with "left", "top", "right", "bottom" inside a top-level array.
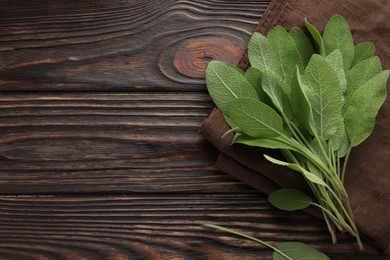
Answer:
[{"left": 0, "top": 0, "right": 388, "bottom": 259}]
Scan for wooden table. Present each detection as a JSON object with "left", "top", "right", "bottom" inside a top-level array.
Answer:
[{"left": 0, "top": 1, "right": 389, "bottom": 259}]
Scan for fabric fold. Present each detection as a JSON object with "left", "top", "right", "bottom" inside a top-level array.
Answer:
[{"left": 216, "top": 153, "right": 279, "bottom": 194}]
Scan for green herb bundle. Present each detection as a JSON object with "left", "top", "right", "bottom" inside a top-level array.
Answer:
[{"left": 205, "top": 15, "right": 389, "bottom": 249}]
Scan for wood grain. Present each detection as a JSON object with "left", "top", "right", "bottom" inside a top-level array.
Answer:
[
  {"left": 0, "top": 195, "right": 388, "bottom": 260},
  {"left": 0, "top": 93, "right": 262, "bottom": 194},
  {"left": 0, "top": 0, "right": 269, "bottom": 91},
  {"left": 1, "top": 0, "right": 388, "bottom": 259}
]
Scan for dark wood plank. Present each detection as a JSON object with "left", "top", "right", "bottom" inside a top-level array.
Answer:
[
  {"left": 0, "top": 93, "right": 261, "bottom": 194},
  {"left": 0, "top": 0, "right": 269, "bottom": 91},
  {"left": 1, "top": 0, "right": 386, "bottom": 258},
  {"left": 0, "top": 195, "right": 388, "bottom": 259}
]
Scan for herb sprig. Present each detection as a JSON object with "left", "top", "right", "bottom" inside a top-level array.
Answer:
[
  {"left": 205, "top": 15, "right": 389, "bottom": 250},
  {"left": 204, "top": 223, "right": 329, "bottom": 259}
]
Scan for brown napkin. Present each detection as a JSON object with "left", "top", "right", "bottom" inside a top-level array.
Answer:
[
  {"left": 200, "top": 0, "right": 390, "bottom": 249},
  {"left": 216, "top": 153, "right": 279, "bottom": 194}
]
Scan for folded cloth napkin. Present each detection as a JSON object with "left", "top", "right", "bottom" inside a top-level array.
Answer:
[
  {"left": 199, "top": 0, "right": 390, "bottom": 249},
  {"left": 216, "top": 153, "right": 279, "bottom": 194}
]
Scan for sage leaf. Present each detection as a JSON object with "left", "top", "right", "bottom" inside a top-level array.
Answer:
[
  {"left": 273, "top": 242, "right": 330, "bottom": 260},
  {"left": 289, "top": 27, "right": 314, "bottom": 69},
  {"left": 346, "top": 56, "right": 382, "bottom": 105},
  {"left": 248, "top": 32, "right": 282, "bottom": 76},
  {"left": 290, "top": 68, "right": 315, "bottom": 134},
  {"left": 268, "top": 26, "right": 302, "bottom": 84},
  {"left": 225, "top": 98, "right": 284, "bottom": 138},
  {"left": 245, "top": 67, "right": 269, "bottom": 103},
  {"left": 206, "top": 60, "right": 258, "bottom": 115},
  {"left": 265, "top": 155, "right": 327, "bottom": 186},
  {"left": 326, "top": 49, "right": 347, "bottom": 92},
  {"left": 262, "top": 73, "right": 292, "bottom": 119},
  {"left": 351, "top": 42, "right": 375, "bottom": 67},
  {"left": 345, "top": 70, "right": 389, "bottom": 147},
  {"left": 302, "top": 54, "right": 343, "bottom": 139},
  {"left": 224, "top": 62, "right": 246, "bottom": 75},
  {"left": 306, "top": 160, "right": 324, "bottom": 181},
  {"left": 233, "top": 133, "right": 297, "bottom": 151},
  {"left": 223, "top": 114, "right": 238, "bottom": 130},
  {"left": 310, "top": 136, "right": 327, "bottom": 164},
  {"left": 329, "top": 124, "right": 349, "bottom": 156},
  {"left": 336, "top": 134, "right": 350, "bottom": 158},
  {"left": 323, "top": 15, "right": 355, "bottom": 70},
  {"left": 304, "top": 18, "right": 325, "bottom": 55},
  {"left": 268, "top": 188, "right": 312, "bottom": 211}
]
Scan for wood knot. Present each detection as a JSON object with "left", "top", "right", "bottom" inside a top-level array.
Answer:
[{"left": 173, "top": 38, "right": 243, "bottom": 79}]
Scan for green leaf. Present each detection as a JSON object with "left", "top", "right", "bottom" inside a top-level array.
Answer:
[
  {"left": 268, "top": 188, "right": 312, "bottom": 211},
  {"left": 304, "top": 18, "right": 325, "bottom": 55},
  {"left": 265, "top": 155, "right": 327, "bottom": 186},
  {"left": 345, "top": 56, "right": 382, "bottom": 106},
  {"left": 326, "top": 49, "right": 347, "bottom": 92},
  {"left": 329, "top": 124, "right": 349, "bottom": 157},
  {"left": 267, "top": 26, "right": 302, "bottom": 84},
  {"left": 306, "top": 160, "right": 324, "bottom": 181},
  {"left": 323, "top": 15, "right": 355, "bottom": 70},
  {"left": 310, "top": 136, "right": 327, "bottom": 164},
  {"left": 225, "top": 98, "right": 284, "bottom": 138},
  {"left": 302, "top": 55, "right": 344, "bottom": 139},
  {"left": 290, "top": 68, "right": 315, "bottom": 134},
  {"left": 289, "top": 27, "right": 314, "bottom": 69},
  {"left": 262, "top": 72, "right": 292, "bottom": 119},
  {"left": 248, "top": 32, "right": 282, "bottom": 76},
  {"left": 273, "top": 242, "right": 330, "bottom": 260},
  {"left": 351, "top": 42, "right": 375, "bottom": 67},
  {"left": 345, "top": 70, "right": 389, "bottom": 147},
  {"left": 206, "top": 60, "right": 258, "bottom": 114},
  {"left": 223, "top": 114, "right": 237, "bottom": 129},
  {"left": 245, "top": 67, "right": 269, "bottom": 102},
  {"left": 232, "top": 133, "right": 297, "bottom": 151},
  {"left": 224, "top": 62, "right": 246, "bottom": 75}
]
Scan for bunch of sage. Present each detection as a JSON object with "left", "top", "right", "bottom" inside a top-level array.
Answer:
[{"left": 205, "top": 15, "right": 389, "bottom": 250}]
